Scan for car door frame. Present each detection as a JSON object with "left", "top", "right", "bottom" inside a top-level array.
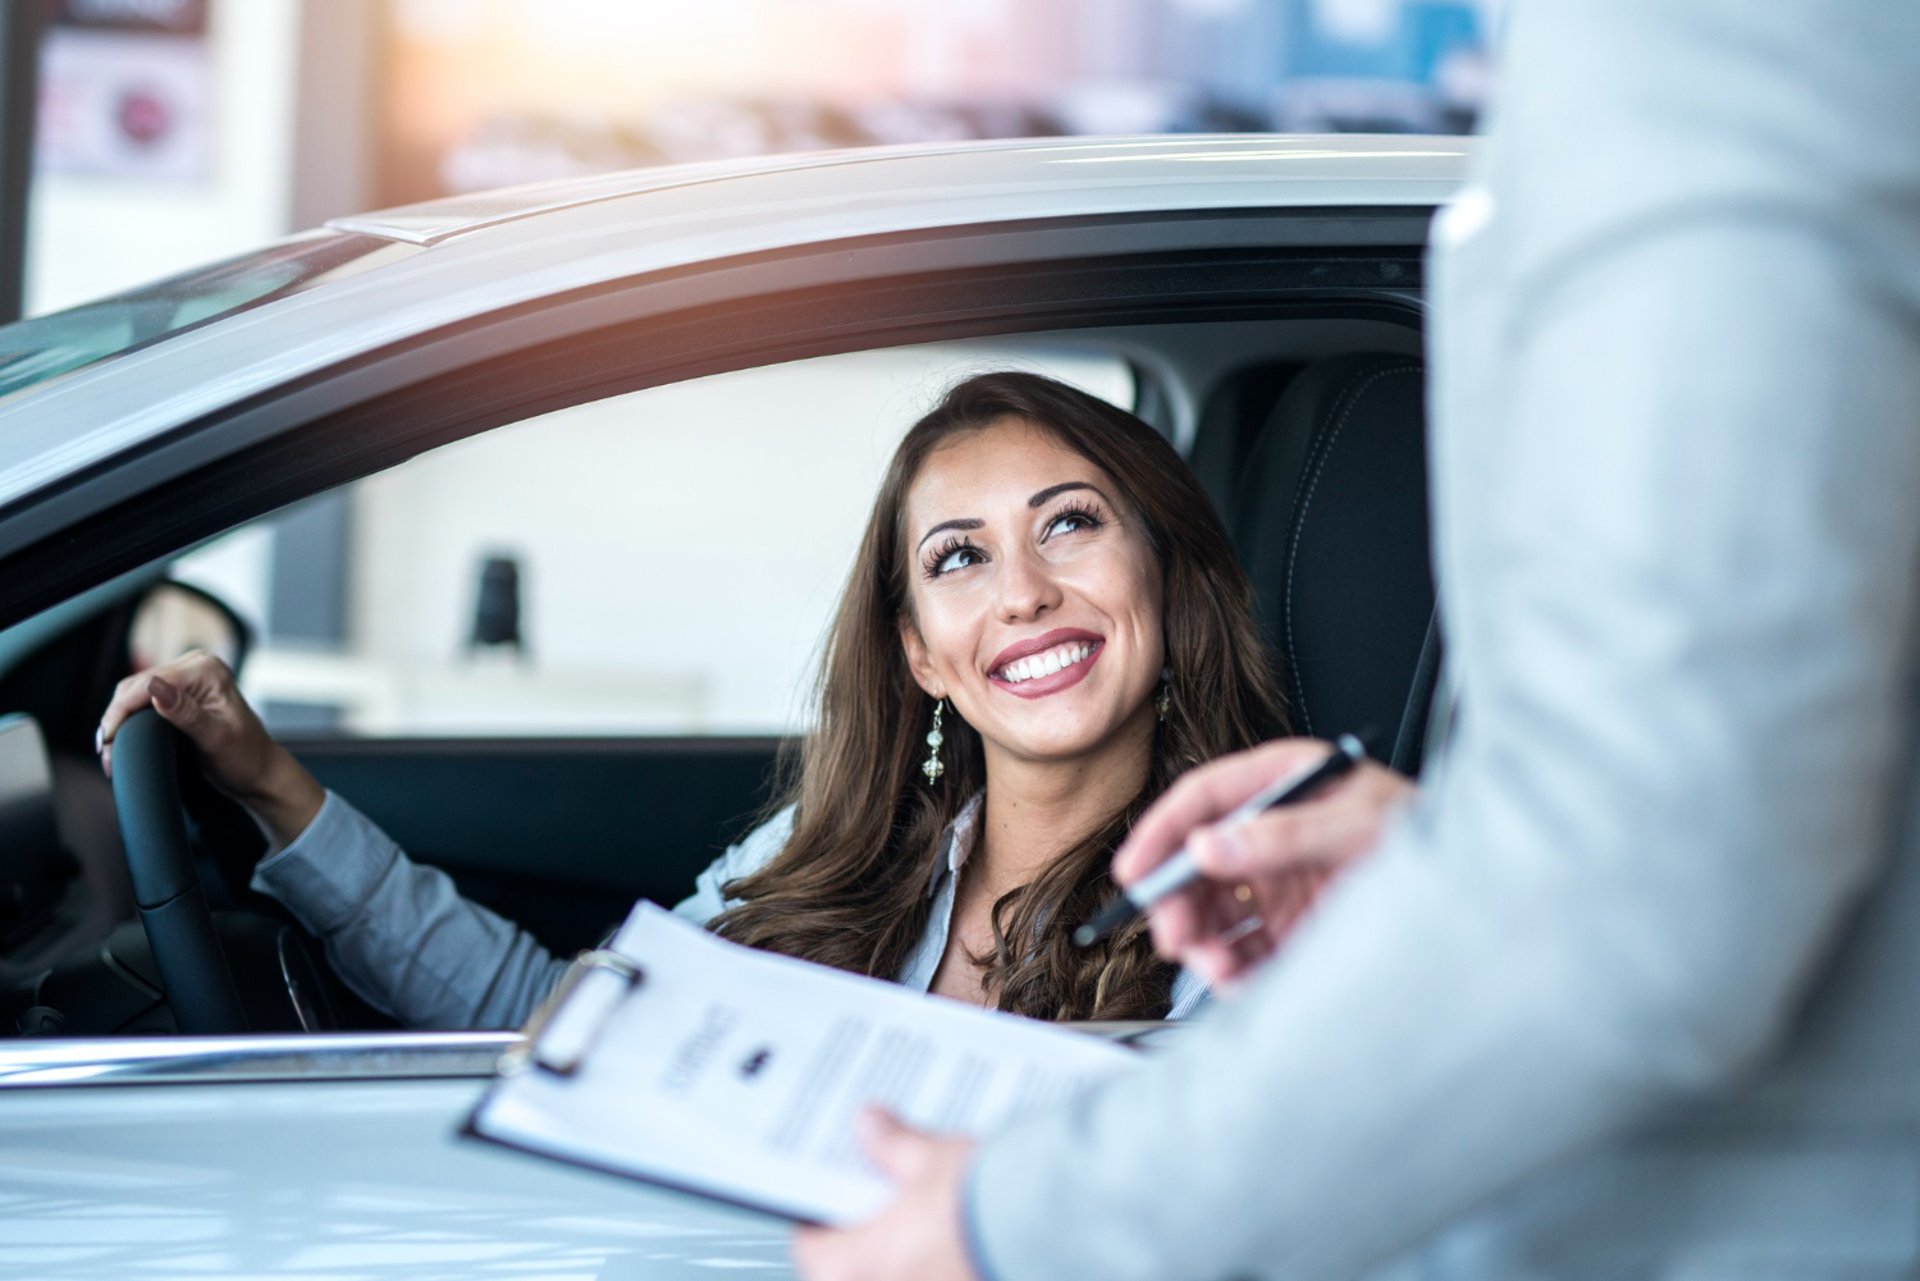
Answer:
[{"left": 0, "top": 207, "right": 1429, "bottom": 631}]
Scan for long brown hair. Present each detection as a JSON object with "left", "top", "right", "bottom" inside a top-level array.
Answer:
[{"left": 710, "top": 371, "right": 1285, "bottom": 1019}]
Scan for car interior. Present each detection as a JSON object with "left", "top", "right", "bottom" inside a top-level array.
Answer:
[{"left": 0, "top": 285, "right": 1439, "bottom": 1039}]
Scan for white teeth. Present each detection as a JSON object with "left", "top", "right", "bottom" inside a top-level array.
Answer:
[{"left": 997, "top": 641, "right": 1096, "bottom": 684}]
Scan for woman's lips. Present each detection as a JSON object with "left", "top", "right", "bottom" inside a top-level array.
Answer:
[{"left": 989, "top": 641, "right": 1103, "bottom": 700}]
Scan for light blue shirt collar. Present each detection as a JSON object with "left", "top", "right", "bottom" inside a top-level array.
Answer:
[
  {"left": 928, "top": 792, "right": 986, "bottom": 899},
  {"left": 912, "top": 791, "right": 1207, "bottom": 1019}
]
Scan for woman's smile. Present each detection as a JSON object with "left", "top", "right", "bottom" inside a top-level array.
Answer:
[{"left": 988, "top": 628, "right": 1105, "bottom": 699}]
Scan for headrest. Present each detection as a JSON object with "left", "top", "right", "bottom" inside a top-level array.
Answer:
[{"left": 1231, "top": 354, "right": 1439, "bottom": 773}]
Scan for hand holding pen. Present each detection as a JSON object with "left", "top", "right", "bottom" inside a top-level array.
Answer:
[{"left": 1097, "top": 735, "right": 1417, "bottom": 987}]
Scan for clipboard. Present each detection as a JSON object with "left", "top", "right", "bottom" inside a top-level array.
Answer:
[
  {"left": 463, "top": 948, "right": 832, "bottom": 1223},
  {"left": 461, "top": 902, "right": 1139, "bottom": 1226},
  {"left": 500, "top": 947, "right": 645, "bottom": 1077}
]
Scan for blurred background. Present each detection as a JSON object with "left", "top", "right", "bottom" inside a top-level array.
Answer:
[
  {"left": 5, "top": 0, "right": 1489, "bottom": 738},
  {"left": 21, "top": 0, "right": 1491, "bottom": 315}
]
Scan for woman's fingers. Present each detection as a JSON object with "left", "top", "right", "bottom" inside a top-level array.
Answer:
[
  {"left": 101, "top": 652, "right": 226, "bottom": 741},
  {"left": 1186, "top": 762, "right": 1412, "bottom": 884},
  {"left": 98, "top": 651, "right": 249, "bottom": 782},
  {"left": 855, "top": 1108, "right": 941, "bottom": 1182},
  {"left": 1144, "top": 884, "right": 1206, "bottom": 960},
  {"left": 1131, "top": 753, "right": 1419, "bottom": 979},
  {"left": 1112, "top": 738, "right": 1335, "bottom": 885},
  {"left": 98, "top": 670, "right": 165, "bottom": 780},
  {"left": 99, "top": 670, "right": 161, "bottom": 749},
  {"left": 95, "top": 649, "right": 325, "bottom": 847},
  {"left": 98, "top": 674, "right": 188, "bottom": 781},
  {"left": 1180, "top": 863, "right": 1335, "bottom": 986},
  {"left": 1121, "top": 745, "right": 1327, "bottom": 960},
  {"left": 1175, "top": 882, "right": 1270, "bottom": 987},
  {"left": 793, "top": 1109, "right": 978, "bottom": 1281}
]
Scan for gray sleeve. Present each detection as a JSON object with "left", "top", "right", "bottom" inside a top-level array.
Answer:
[
  {"left": 251, "top": 791, "right": 570, "bottom": 1030},
  {"left": 968, "top": 2, "right": 1920, "bottom": 1277},
  {"left": 670, "top": 804, "right": 797, "bottom": 924},
  {"left": 252, "top": 795, "right": 799, "bottom": 1030}
]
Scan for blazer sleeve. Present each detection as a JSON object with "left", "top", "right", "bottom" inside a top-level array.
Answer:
[
  {"left": 965, "top": 2, "right": 1920, "bottom": 1277},
  {"left": 253, "top": 794, "right": 798, "bottom": 1031}
]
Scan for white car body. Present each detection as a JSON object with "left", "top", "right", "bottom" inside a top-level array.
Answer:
[{"left": 0, "top": 135, "right": 1467, "bottom": 1279}]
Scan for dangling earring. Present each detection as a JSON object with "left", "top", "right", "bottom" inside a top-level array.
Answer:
[
  {"left": 1155, "top": 668, "right": 1172, "bottom": 723},
  {"left": 922, "top": 698, "right": 947, "bottom": 784}
]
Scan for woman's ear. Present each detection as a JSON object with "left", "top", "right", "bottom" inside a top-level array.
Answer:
[{"left": 897, "top": 618, "right": 943, "bottom": 699}]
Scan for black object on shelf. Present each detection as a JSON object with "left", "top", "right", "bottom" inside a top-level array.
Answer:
[{"left": 469, "top": 554, "right": 526, "bottom": 657}]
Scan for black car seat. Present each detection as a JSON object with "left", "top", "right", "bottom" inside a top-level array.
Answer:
[
  {"left": 1187, "top": 359, "right": 1299, "bottom": 522},
  {"left": 1229, "top": 353, "right": 1442, "bottom": 775}
]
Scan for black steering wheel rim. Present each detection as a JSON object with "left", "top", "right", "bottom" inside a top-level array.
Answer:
[{"left": 110, "top": 709, "right": 249, "bottom": 1034}]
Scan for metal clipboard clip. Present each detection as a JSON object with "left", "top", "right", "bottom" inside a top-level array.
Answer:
[{"left": 503, "top": 948, "right": 646, "bottom": 1078}]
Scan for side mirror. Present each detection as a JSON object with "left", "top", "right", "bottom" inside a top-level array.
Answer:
[{"left": 128, "top": 582, "right": 251, "bottom": 676}]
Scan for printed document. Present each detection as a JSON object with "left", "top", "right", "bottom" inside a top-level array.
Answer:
[{"left": 465, "top": 902, "right": 1137, "bottom": 1224}]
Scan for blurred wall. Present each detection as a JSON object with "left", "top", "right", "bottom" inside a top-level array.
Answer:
[
  {"left": 342, "top": 343, "right": 1133, "bottom": 733},
  {"left": 289, "top": 0, "right": 378, "bottom": 230},
  {"left": 176, "top": 340, "right": 1135, "bottom": 736},
  {"left": 28, "top": 0, "right": 299, "bottom": 314},
  {"left": 27, "top": 0, "right": 376, "bottom": 316}
]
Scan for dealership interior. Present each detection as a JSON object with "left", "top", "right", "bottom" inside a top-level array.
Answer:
[{"left": 9, "top": 0, "right": 1488, "bottom": 739}]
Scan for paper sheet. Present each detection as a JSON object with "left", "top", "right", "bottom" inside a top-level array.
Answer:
[{"left": 466, "top": 902, "right": 1136, "bottom": 1224}]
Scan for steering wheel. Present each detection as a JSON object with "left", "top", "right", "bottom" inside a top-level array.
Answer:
[{"left": 110, "top": 709, "right": 249, "bottom": 1034}]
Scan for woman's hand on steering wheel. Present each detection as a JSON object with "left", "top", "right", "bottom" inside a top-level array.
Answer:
[{"left": 98, "top": 650, "right": 326, "bottom": 850}]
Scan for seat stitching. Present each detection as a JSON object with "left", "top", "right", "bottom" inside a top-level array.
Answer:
[{"left": 1283, "top": 362, "right": 1422, "bottom": 735}]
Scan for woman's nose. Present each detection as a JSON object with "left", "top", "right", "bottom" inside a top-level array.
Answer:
[{"left": 995, "top": 548, "right": 1063, "bottom": 622}]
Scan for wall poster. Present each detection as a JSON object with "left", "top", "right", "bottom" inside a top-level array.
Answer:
[{"left": 37, "top": 0, "right": 214, "bottom": 182}]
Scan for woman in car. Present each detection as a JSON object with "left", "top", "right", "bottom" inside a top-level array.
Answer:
[{"left": 98, "top": 372, "right": 1289, "bottom": 1028}]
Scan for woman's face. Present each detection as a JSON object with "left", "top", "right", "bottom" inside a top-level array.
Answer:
[{"left": 898, "top": 416, "right": 1165, "bottom": 769}]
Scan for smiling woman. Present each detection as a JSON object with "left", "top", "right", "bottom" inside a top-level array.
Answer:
[
  {"left": 95, "top": 371, "right": 1287, "bottom": 1029},
  {"left": 712, "top": 372, "right": 1288, "bottom": 1019}
]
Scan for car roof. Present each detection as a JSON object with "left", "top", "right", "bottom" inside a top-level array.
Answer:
[
  {"left": 331, "top": 133, "right": 1468, "bottom": 247},
  {"left": 0, "top": 134, "right": 1468, "bottom": 515}
]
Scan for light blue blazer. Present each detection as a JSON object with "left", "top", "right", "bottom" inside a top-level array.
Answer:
[{"left": 965, "top": 0, "right": 1920, "bottom": 1277}]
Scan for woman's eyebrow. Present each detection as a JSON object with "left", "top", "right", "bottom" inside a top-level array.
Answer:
[
  {"left": 917, "top": 517, "right": 984, "bottom": 551},
  {"left": 1028, "top": 481, "right": 1109, "bottom": 508},
  {"left": 916, "top": 482, "right": 1108, "bottom": 550}
]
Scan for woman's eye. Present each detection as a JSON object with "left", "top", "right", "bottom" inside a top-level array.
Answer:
[
  {"left": 1045, "top": 509, "right": 1100, "bottom": 539},
  {"left": 931, "top": 543, "right": 984, "bottom": 576}
]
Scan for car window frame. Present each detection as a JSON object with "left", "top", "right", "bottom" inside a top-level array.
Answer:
[
  {"left": 0, "top": 220, "right": 1430, "bottom": 1065},
  {"left": 0, "top": 208, "right": 1429, "bottom": 633}
]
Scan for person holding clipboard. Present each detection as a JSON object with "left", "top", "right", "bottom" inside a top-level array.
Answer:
[{"left": 796, "top": 0, "right": 1920, "bottom": 1277}]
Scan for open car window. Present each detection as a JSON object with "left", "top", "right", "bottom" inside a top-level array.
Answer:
[
  {"left": 171, "top": 340, "right": 1134, "bottom": 739},
  {"left": 0, "top": 216, "right": 1429, "bottom": 1043}
]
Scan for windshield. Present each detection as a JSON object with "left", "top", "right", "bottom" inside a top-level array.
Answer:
[{"left": 0, "top": 232, "right": 418, "bottom": 402}]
